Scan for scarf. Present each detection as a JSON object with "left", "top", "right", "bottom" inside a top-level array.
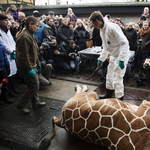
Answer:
[{"left": 140, "top": 27, "right": 150, "bottom": 37}]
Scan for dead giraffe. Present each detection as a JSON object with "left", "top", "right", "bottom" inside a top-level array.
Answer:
[{"left": 53, "top": 85, "right": 150, "bottom": 150}]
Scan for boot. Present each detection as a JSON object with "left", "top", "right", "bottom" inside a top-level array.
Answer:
[
  {"left": 9, "top": 91, "right": 17, "bottom": 97},
  {"left": 32, "top": 102, "right": 46, "bottom": 110},
  {"left": 118, "top": 96, "right": 124, "bottom": 101},
  {"left": 99, "top": 89, "right": 114, "bottom": 99}
]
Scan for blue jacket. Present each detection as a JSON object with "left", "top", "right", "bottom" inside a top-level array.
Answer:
[
  {"left": 0, "top": 44, "right": 10, "bottom": 71},
  {"left": 34, "top": 22, "right": 45, "bottom": 44}
]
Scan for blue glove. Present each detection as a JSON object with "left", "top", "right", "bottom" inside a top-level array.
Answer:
[
  {"left": 28, "top": 69, "right": 36, "bottom": 77},
  {"left": 119, "top": 60, "right": 125, "bottom": 69},
  {"left": 97, "top": 60, "right": 103, "bottom": 68},
  {"left": 37, "top": 65, "right": 41, "bottom": 72},
  {"left": 11, "top": 52, "right": 16, "bottom": 60}
]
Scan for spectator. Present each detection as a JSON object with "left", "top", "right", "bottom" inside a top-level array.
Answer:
[
  {"left": 66, "top": 40, "right": 81, "bottom": 74},
  {"left": 115, "top": 18, "right": 126, "bottom": 34},
  {"left": 137, "top": 20, "right": 150, "bottom": 79},
  {"left": 0, "top": 14, "right": 18, "bottom": 97},
  {"left": 86, "top": 22, "right": 94, "bottom": 39},
  {"left": 38, "top": 48, "right": 52, "bottom": 86},
  {"left": 17, "top": 12, "right": 25, "bottom": 24},
  {"left": 10, "top": 19, "right": 20, "bottom": 41},
  {"left": 43, "top": 17, "right": 58, "bottom": 41},
  {"left": 134, "top": 23, "right": 140, "bottom": 34},
  {"left": 70, "top": 18, "right": 76, "bottom": 28},
  {"left": 48, "top": 11, "right": 55, "bottom": 19},
  {"left": 125, "top": 22, "right": 137, "bottom": 51},
  {"left": 69, "top": 22, "right": 74, "bottom": 32},
  {"left": 92, "top": 27, "right": 102, "bottom": 47},
  {"left": 54, "top": 20, "right": 60, "bottom": 29},
  {"left": 46, "top": 38, "right": 70, "bottom": 72},
  {"left": 141, "top": 7, "right": 150, "bottom": 21},
  {"left": 41, "top": 14, "right": 47, "bottom": 22},
  {"left": 9, "top": 5, "right": 18, "bottom": 21},
  {"left": 16, "top": 16, "right": 46, "bottom": 114},
  {"left": 137, "top": 16, "right": 146, "bottom": 29},
  {"left": 74, "top": 19, "right": 90, "bottom": 50},
  {"left": 58, "top": 18, "right": 74, "bottom": 49},
  {"left": 33, "top": 10, "right": 45, "bottom": 47},
  {"left": 0, "top": 43, "right": 14, "bottom": 104},
  {"left": 65, "top": 8, "right": 77, "bottom": 25},
  {"left": 18, "top": 4, "right": 23, "bottom": 14}
]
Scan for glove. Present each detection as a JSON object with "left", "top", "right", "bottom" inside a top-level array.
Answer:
[
  {"left": 119, "top": 60, "right": 125, "bottom": 69},
  {"left": 28, "top": 69, "right": 36, "bottom": 77},
  {"left": 37, "top": 65, "right": 41, "bottom": 72},
  {"left": 11, "top": 52, "right": 16, "bottom": 60},
  {"left": 5, "top": 65, "right": 10, "bottom": 76},
  {"left": 97, "top": 60, "right": 103, "bottom": 68}
]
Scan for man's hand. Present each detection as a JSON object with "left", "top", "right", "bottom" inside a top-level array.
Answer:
[
  {"left": 119, "top": 60, "right": 125, "bottom": 69},
  {"left": 28, "top": 69, "right": 36, "bottom": 77},
  {"left": 97, "top": 60, "right": 103, "bottom": 68},
  {"left": 54, "top": 50, "right": 60, "bottom": 55}
]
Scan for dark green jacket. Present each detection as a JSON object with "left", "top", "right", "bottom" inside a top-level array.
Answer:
[
  {"left": 16, "top": 28, "right": 40, "bottom": 71},
  {"left": 137, "top": 31, "right": 150, "bottom": 53}
]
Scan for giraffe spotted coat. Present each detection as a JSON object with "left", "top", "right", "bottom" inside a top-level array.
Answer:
[{"left": 53, "top": 87, "right": 150, "bottom": 150}]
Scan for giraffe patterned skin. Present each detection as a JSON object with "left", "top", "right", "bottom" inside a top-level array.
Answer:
[{"left": 53, "top": 85, "right": 150, "bottom": 150}]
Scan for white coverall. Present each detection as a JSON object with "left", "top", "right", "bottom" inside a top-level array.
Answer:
[{"left": 98, "top": 17, "right": 130, "bottom": 98}]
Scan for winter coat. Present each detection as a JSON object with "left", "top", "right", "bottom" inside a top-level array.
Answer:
[
  {"left": 58, "top": 24, "right": 74, "bottom": 44},
  {"left": 10, "top": 10, "right": 18, "bottom": 21},
  {"left": 66, "top": 45, "right": 80, "bottom": 61},
  {"left": 74, "top": 26, "right": 90, "bottom": 50},
  {"left": 125, "top": 28, "right": 137, "bottom": 51},
  {"left": 45, "top": 45, "right": 67, "bottom": 63},
  {"left": 98, "top": 17, "right": 130, "bottom": 62},
  {"left": 43, "top": 24, "right": 58, "bottom": 40},
  {"left": 92, "top": 28, "right": 102, "bottom": 46},
  {"left": 0, "top": 26, "right": 17, "bottom": 77},
  {"left": 0, "top": 44, "right": 10, "bottom": 71},
  {"left": 137, "top": 30, "right": 150, "bottom": 53},
  {"left": 66, "top": 14, "right": 77, "bottom": 24},
  {"left": 16, "top": 28, "right": 40, "bottom": 71},
  {"left": 34, "top": 21, "right": 45, "bottom": 44},
  {"left": 66, "top": 44, "right": 80, "bottom": 54}
]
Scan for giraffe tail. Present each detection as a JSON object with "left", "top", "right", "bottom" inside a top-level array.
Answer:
[
  {"left": 53, "top": 116, "right": 63, "bottom": 128},
  {"left": 37, "top": 117, "right": 56, "bottom": 150}
]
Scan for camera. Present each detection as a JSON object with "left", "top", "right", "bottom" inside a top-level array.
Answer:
[
  {"left": 41, "top": 36, "right": 56, "bottom": 49},
  {"left": 138, "top": 39, "right": 142, "bottom": 44},
  {"left": 70, "top": 53, "right": 76, "bottom": 59}
]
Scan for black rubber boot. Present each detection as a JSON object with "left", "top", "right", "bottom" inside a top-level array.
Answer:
[
  {"left": 99, "top": 89, "right": 114, "bottom": 99},
  {"left": 118, "top": 96, "right": 124, "bottom": 101}
]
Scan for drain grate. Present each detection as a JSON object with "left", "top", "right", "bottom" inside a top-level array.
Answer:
[
  {"left": 0, "top": 137, "right": 37, "bottom": 150},
  {"left": 0, "top": 98, "right": 65, "bottom": 149}
]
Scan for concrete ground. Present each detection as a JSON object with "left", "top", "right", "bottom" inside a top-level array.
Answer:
[{"left": 0, "top": 71, "right": 150, "bottom": 150}]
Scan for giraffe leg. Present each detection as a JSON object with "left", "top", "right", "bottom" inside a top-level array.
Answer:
[
  {"left": 75, "top": 85, "right": 82, "bottom": 94},
  {"left": 81, "top": 85, "right": 88, "bottom": 92}
]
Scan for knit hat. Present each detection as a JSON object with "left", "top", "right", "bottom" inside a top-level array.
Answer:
[
  {"left": 33, "top": 10, "right": 40, "bottom": 17},
  {"left": 0, "top": 14, "right": 8, "bottom": 20}
]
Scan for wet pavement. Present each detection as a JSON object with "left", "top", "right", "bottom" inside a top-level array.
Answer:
[{"left": 0, "top": 67, "right": 150, "bottom": 150}]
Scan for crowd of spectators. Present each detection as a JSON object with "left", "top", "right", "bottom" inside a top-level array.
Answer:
[{"left": 0, "top": 4, "right": 150, "bottom": 110}]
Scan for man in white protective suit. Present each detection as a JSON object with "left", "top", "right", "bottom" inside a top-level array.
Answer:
[{"left": 89, "top": 11, "right": 130, "bottom": 100}]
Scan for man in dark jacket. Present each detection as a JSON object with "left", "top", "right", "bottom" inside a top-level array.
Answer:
[
  {"left": 125, "top": 22, "right": 137, "bottom": 51},
  {"left": 43, "top": 17, "right": 58, "bottom": 41},
  {"left": 58, "top": 18, "right": 74, "bottom": 49},
  {"left": 0, "top": 43, "right": 13, "bottom": 104},
  {"left": 45, "top": 38, "right": 70, "bottom": 71},
  {"left": 66, "top": 40, "right": 81, "bottom": 74}
]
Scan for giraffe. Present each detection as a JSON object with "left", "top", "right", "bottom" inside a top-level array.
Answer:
[{"left": 53, "top": 85, "right": 150, "bottom": 150}]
